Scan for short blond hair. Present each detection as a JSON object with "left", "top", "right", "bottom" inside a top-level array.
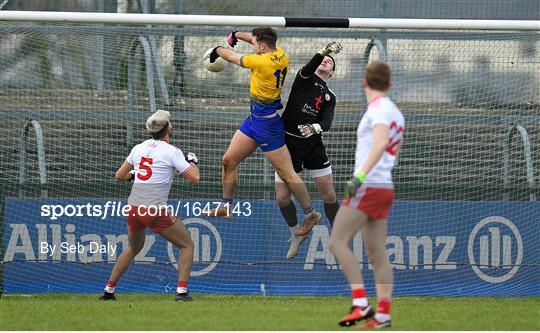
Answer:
[
  {"left": 146, "top": 109, "right": 171, "bottom": 139},
  {"left": 146, "top": 109, "right": 170, "bottom": 132}
]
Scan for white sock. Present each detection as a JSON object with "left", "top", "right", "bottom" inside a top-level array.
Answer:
[
  {"left": 289, "top": 225, "right": 300, "bottom": 235},
  {"left": 303, "top": 204, "right": 315, "bottom": 217},
  {"left": 375, "top": 313, "right": 390, "bottom": 322},
  {"left": 104, "top": 285, "right": 115, "bottom": 293},
  {"left": 353, "top": 298, "right": 368, "bottom": 308},
  {"left": 177, "top": 287, "right": 188, "bottom": 294}
]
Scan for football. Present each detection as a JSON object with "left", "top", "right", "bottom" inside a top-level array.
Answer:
[{"left": 203, "top": 47, "right": 228, "bottom": 72}]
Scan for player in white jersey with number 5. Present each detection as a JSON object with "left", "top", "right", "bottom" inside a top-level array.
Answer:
[
  {"left": 100, "top": 110, "right": 200, "bottom": 302},
  {"left": 329, "top": 61, "right": 404, "bottom": 328}
]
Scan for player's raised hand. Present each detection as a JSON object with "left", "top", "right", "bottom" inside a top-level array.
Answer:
[
  {"left": 227, "top": 31, "right": 238, "bottom": 47},
  {"left": 209, "top": 46, "right": 221, "bottom": 63},
  {"left": 319, "top": 41, "right": 342, "bottom": 56},
  {"left": 298, "top": 123, "right": 322, "bottom": 138},
  {"left": 186, "top": 152, "right": 199, "bottom": 165},
  {"left": 345, "top": 171, "right": 366, "bottom": 198}
]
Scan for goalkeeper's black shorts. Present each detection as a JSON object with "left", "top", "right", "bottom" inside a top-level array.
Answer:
[{"left": 284, "top": 134, "right": 331, "bottom": 174}]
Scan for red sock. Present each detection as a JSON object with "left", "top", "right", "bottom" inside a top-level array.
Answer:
[
  {"left": 377, "top": 297, "right": 391, "bottom": 315},
  {"left": 352, "top": 288, "right": 368, "bottom": 307},
  {"left": 178, "top": 281, "right": 188, "bottom": 289},
  {"left": 352, "top": 288, "right": 366, "bottom": 299},
  {"left": 107, "top": 280, "right": 117, "bottom": 288}
]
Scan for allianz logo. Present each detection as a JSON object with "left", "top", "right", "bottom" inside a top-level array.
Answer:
[
  {"left": 467, "top": 216, "right": 523, "bottom": 283},
  {"left": 305, "top": 216, "right": 523, "bottom": 283}
]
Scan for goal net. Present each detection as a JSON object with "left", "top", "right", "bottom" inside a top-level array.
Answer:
[{"left": 1, "top": 15, "right": 538, "bottom": 296}]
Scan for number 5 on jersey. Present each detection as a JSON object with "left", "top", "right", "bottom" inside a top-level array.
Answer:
[{"left": 137, "top": 156, "right": 153, "bottom": 180}]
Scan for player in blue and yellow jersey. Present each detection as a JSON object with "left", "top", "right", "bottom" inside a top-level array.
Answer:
[{"left": 204, "top": 27, "right": 322, "bottom": 233}]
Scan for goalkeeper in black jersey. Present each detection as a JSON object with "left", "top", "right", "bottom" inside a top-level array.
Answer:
[{"left": 275, "top": 42, "right": 342, "bottom": 259}]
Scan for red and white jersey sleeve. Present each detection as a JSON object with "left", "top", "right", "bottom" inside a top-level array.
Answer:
[
  {"left": 127, "top": 139, "right": 191, "bottom": 206},
  {"left": 354, "top": 96, "right": 405, "bottom": 186}
]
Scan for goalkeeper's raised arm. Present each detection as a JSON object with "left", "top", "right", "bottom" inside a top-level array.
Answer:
[
  {"left": 282, "top": 41, "right": 341, "bottom": 140},
  {"left": 299, "top": 41, "right": 342, "bottom": 79}
]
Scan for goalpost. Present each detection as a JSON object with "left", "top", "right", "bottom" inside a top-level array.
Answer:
[{"left": 0, "top": 11, "right": 538, "bottom": 296}]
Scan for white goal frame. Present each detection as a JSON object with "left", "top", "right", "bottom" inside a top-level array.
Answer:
[{"left": 0, "top": 10, "right": 539, "bottom": 30}]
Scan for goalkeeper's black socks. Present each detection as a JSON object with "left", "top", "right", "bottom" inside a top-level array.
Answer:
[
  {"left": 324, "top": 201, "right": 340, "bottom": 226},
  {"left": 279, "top": 200, "right": 298, "bottom": 228}
]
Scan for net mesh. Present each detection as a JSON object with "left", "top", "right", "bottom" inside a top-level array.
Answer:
[{"left": 1, "top": 22, "right": 539, "bottom": 296}]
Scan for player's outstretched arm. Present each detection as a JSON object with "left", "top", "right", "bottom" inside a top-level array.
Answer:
[
  {"left": 115, "top": 160, "right": 134, "bottom": 182},
  {"left": 300, "top": 41, "right": 342, "bottom": 78},
  {"left": 209, "top": 46, "right": 242, "bottom": 66},
  {"left": 227, "top": 31, "right": 253, "bottom": 47}
]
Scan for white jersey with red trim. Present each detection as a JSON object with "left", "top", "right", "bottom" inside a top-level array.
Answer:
[
  {"left": 354, "top": 96, "right": 405, "bottom": 185},
  {"left": 126, "top": 139, "right": 191, "bottom": 206}
]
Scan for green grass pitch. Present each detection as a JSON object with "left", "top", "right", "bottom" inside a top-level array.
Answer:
[{"left": 1, "top": 294, "right": 538, "bottom": 330}]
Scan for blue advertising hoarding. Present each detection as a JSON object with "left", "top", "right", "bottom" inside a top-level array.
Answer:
[{"left": 2, "top": 199, "right": 539, "bottom": 296}]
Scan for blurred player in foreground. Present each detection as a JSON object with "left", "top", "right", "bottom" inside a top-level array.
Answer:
[
  {"left": 100, "top": 110, "right": 200, "bottom": 302},
  {"left": 204, "top": 27, "right": 321, "bottom": 234},
  {"left": 276, "top": 42, "right": 342, "bottom": 260},
  {"left": 329, "top": 61, "right": 405, "bottom": 328}
]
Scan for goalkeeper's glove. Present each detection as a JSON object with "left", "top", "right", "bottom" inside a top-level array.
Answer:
[
  {"left": 298, "top": 123, "right": 322, "bottom": 138},
  {"left": 319, "top": 41, "right": 343, "bottom": 56},
  {"left": 345, "top": 171, "right": 367, "bottom": 198},
  {"left": 227, "top": 31, "right": 238, "bottom": 47},
  {"left": 186, "top": 152, "right": 199, "bottom": 165},
  {"left": 209, "top": 46, "right": 221, "bottom": 63}
]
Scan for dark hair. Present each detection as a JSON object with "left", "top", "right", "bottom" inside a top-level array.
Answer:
[
  {"left": 365, "top": 60, "right": 391, "bottom": 91},
  {"left": 150, "top": 124, "right": 169, "bottom": 140},
  {"left": 251, "top": 27, "right": 277, "bottom": 49}
]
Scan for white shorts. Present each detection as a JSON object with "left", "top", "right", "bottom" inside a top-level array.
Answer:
[{"left": 274, "top": 165, "right": 332, "bottom": 183}]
